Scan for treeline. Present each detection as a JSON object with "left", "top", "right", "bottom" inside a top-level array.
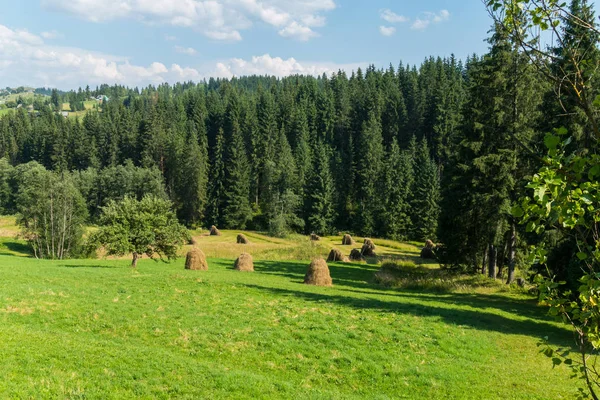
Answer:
[
  {"left": 0, "top": 57, "right": 455, "bottom": 242},
  {"left": 0, "top": 0, "right": 597, "bottom": 279}
]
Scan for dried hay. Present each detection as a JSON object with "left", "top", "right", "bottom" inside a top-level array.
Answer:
[
  {"left": 185, "top": 248, "right": 208, "bottom": 271},
  {"left": 209, "top": 225, "right": 222, "bottom": 236},
  {"left": 304, "top": 258, "right": 332, "bottom": 286},
  {"left": 349, "top": 249, "right": 365, "bottom": 262},
  {"left": 420, "top": 247, "right": 436, "bottom": 259},
  {"left": 327, "top": 248, "right": 349, "bottom": 262},
  {"left": 234, "top": 253, "right": 254, "bottom": 272},
  {"left": 237, "top": 234, "right": 249, "bottom": 244},
  {"left": 342, "top": 234, "right": 355, "bottom": 245},
  {"left": 361, "top": 238, "right": 376, "bottom": 257}
]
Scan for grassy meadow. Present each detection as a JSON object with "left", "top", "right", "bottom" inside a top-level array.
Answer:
[{"left": 0, "top": 216, "right": 583, "bottom": 399}]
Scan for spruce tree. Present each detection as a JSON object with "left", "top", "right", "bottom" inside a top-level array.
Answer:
[
  {"left": 410, "top": 137, "right": 440, "bottom": 241},
  {"left": 176, "top": 121, "right": 208, "bottom": 227},
  {"left": 380, "top": 139, "right": 413, "bottom": 240},
  {"left": 354, "top": 113, "right": 384, "bottom": 236},
  {"left": 206, "top": 128, "right": 225, "bottom": 227},
  {"left": 304, "top": 142, "right": 336, "bottom": 236},
  {"left": 221, "top": 121, "right": 252, "bottom": 229}
]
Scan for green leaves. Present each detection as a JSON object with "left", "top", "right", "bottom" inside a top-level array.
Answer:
[
  {"left": 92, "top": 195, "right": 188, "bottom": 263},
  {"left": 544, "top": 133, "right": 560, "bottom": 150}
]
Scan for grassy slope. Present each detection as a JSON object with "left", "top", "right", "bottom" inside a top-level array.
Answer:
[{"left": 0, "top": 217, "right": 581, "bottom": 398}]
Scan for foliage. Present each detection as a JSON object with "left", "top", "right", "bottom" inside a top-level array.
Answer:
[
  {"left": 91, "top": 195, "right": 189, "bottom": 267},
  {"left": 488, "top": 0, "right": 600, "bottom": 397},
  {"left": 14, "top": 164, "right": 87, "bottom": 259}
]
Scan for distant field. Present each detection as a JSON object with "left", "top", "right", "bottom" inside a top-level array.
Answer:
[{"left": 0, "top": 216, "right": 583, "bottom": 398}]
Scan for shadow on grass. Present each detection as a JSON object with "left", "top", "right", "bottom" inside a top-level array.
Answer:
[
  {"left": 59, "top": 264, "right": 120, "bottom": 269},
  {"left": 0, "top": 240, "right": 33, "bottom": 256},
  {"left": 253, "top": 259, "right": 379, "bottom": 289},
  {"left": 341, "top": 287, "right": 555, "bottom": 324},
  {"left": 242, "top": 283, "right": 572, "bottom": 346}
]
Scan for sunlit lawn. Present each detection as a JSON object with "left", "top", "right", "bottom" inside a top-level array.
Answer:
[{"left": 0, "top": 249, "right": 581, "bottom": 399}]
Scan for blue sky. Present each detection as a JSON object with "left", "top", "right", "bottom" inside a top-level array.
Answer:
[{"left": 0, "top": 0, "right": 565, "bottom": 89}]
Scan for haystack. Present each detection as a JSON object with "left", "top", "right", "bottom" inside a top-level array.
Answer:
[
  {"left": 342, "top": 234, "right": 355, "bottom": 245},
  {"left": 310, "top": 233, "right": 320, "bottom": 241},
  {"left": 237, "top": 234, "right": 249, "bottom": 244},
  {"left": 327, "top": 248, "right": 349, "bottom": 262},
  {"left": 349, "top": 249, "right": 365, "bottom": 261},
  {"left": 188, "top": 236, "right": 198, "bottom": 246},
  {"left": 185, "top": 248, "right": 208, "bottom": 271},
  {"left": 210, "top": 225, "right": 221, "bottom": 236},
  {"left": 420, "top": 239, "right": 436, "bottom": 259},
  {"left": 304, "top": 258, "right": 332, "bottom": 286},
  {"left": 420, "top": 247, "right": 436, "bottom": 259},
  {"left": 361, "top": 238, "right": 376, "bottom": 257},
  {"left": 234, "top": 253, "right": 254, "bottom": 272}
]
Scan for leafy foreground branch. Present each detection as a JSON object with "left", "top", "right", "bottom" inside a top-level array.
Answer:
[{"left": 488, "top": 0, "right": 600, "bottom": 398}]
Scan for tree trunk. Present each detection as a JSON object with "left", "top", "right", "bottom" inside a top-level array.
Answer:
[
  {"left": 497, "top": 240, "right": 508, "bottom": 278},
  {"left": 506, "top": 222, "right": 517, "bottom": 284},
  {"left": 131, "top": 252, "right": 139, "bottom": 268},
  {"left": 488, "top": 244, "right": 497, "bottom": 279},
  {"left": 481, "top": 246, "right": 488, "bottom": 275}
]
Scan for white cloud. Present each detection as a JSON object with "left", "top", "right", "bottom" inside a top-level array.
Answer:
[
  {"left": 411, "top": 19, "right": 430, "bottom": 31},
  {"left": 278, "top": 21, "right": 317, "bottom": 41},
  {"left": 0, "top": 23, "right": 200, "bottom": 88},
  {"left": 433, "top": 9, "right": 450, "bottom": 23},
  {"left": 0, "top": 24, "right": 363, "bottom": 89},
  {"left": 411, "top": 10, "right": 450, "bottom": 30},
  {"left": 41, "top": 0, "right": 336, "bottom": 41},
  {"left": 174, "top": 45, "right": 198, "bottom": 55},
  {"left": 41, "top": 30, "right": 63, "bottom": 39},
  {"left": 379, "top": 26, "right": 396, "bottom": 36},
  {"left": 210, "top": 53, "right": 364, "bottom": 79},
  {"left": 165, "top": 34, "right": 177, "bottom": 41},
  {"left": 380, "top": 9, "right": 408, "bottom": 23}
]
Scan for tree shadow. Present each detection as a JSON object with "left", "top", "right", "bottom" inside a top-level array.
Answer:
[
  {"left": 241, "top": 283, "right": 573, "bottom": 346},
  {"left": 0, "top": 241, "right": 33, "bottom": 256},
  {"left": 59, "top": 264, "right": 120, "bottom": 269},
  {"left": 340, "top": 287, "right": 555, "bottom": 324},
  {"left": 254, "top": 259, "right": 379, "bottom": 289}
]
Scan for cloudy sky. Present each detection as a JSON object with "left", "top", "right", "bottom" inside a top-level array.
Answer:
[{"left": 0, "top": 0, "right": 503, "bottom": 89}]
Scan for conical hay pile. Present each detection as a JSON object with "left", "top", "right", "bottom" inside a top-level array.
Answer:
[
  {"left": 349, "top": 249, "right": 365, "bottom": 261},
  {"left": 304, "top": 258, "right": 333, "bottom": 286},
  {"left": 310, "top": 233, "right": 320, "bottom": 241},
  {"left": 361, "top": 238, "right": 376, "bottom": 257},
  {"left": 327, "top": 248, "right": 349, "bottom": 262},
  {"left": 342, "top": 234, "right": 355, "bottom": 245},
  {"left": 234, "top": 253, "right": 254, "bottom": 271},
  {"left": 237, "top": 234, "right": 249, "bottom": 244},
  {"left": 185, "top": 248, "right": 208, "bottom": 271},
  {"left": 210, "top": 225, "right": 221, "bottom": 236}
]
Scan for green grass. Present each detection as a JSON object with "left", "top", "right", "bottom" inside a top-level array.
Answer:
[{"left": 0, "top": 252, "right": 581, "bottom": 399}]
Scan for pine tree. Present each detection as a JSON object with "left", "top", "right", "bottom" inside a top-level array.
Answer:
[
  {"left": 304, "top": 142, "right": 336, "bottom": 235},
  {"left": 354, "top": 113, "right": 384, "bottom": 236},
  {"left": 379, "top": 139, "right": 413, "bottom": 240},
  {"left": 176, "top": 121, "right": 208, "bottom": 227},
  {"left": 206, "top": 128, "right": 225, "bottom": 227},
  {"left": 410, "top": 137, "right": 440, "bottom": 241},
  {"left": 221, "top": 121, "right": 252, "bottom": 229}
]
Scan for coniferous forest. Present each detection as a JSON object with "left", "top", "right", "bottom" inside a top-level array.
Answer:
[{"left": 0, "top": 0, "right": 598, "bottom": 288}]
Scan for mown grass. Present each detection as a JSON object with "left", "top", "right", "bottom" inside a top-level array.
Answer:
[{"left": 0, "top": 252, "right": 581, "bottom": 399}]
